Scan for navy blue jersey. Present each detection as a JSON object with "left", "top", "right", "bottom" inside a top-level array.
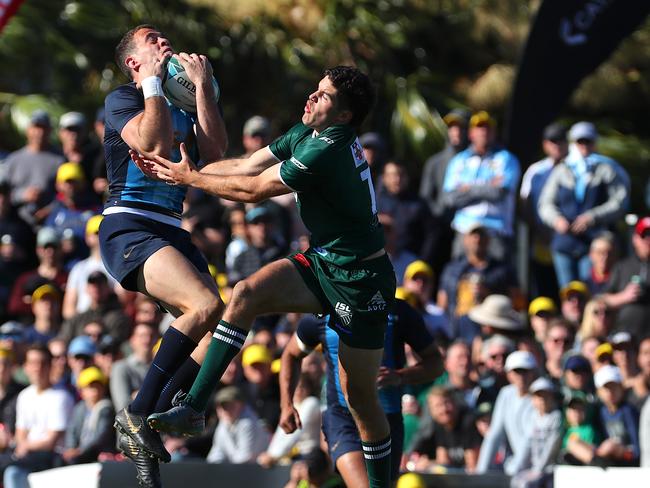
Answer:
[
  {"left": 103, "top": 83, "right": 200, "bottom": 218},
  {"left": 296, "top": 299, "right": 434, "bottom": 414}
]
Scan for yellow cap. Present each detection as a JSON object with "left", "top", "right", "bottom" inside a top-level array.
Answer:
[
  {"left": 56, "top": 162, "right": 85, "bottom": 183},
  {"left": 396, "top": 473, "right": 426, "bottom": 488},
  {"left": 0, "top": 348, "right": 14, "bottom": 361},
  {"left": 32, "top": 284, "right": 61, "bottom": 303},
  {"left": 241, "top": 344, "right": 272, "bottom": 367},
  {"left": 528, "top": 297, "right": 557, "bottom": 316},
  {"left": 77, "top": 366, "right": 107, "bottom": 388},
  {"left": 404, "top": 260, "right": 433, "bottom": 281},
  {"left": 85, "top": 215, "right": 103, "bottom": 235},
  {"left": 595, "top": 342, "right": 613, "bottom": 359},
  {"left": 560, "top": 281, "right": 589, "bottom": 300},
  {"left": 469, "top": 110, "right": 496, "bottom": 128},
  {"left": 395, "top": 287, "right": 418, "bottom": 307},
  {"left": 271, "top": 358, "right": 281, "bottom": 374}
]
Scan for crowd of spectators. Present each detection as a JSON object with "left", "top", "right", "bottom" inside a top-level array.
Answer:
[{"left": 0, "top": 106, "right": 648, "bottom": 488}]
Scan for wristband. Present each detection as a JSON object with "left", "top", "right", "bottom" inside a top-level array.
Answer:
[{"left": 141, "top": 76, "right": 164, "bottom": 99}]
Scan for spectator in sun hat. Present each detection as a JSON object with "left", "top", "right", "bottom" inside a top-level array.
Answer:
[
  {"left": 466, "top": 295, "right": 525, "bottom": 352},
  {"left": 476, "top": 350, "right": 537, "bottom": 475},
  {"left": 559, "top": 280, "right": 589, "bottom": 326},
  {"left": 603, "top": 216, "right": 650, "bottom": 339},
  {"left": 528, "top": 297, "right": 558, "bottom": 344},
  {"left": 242, "top": 115, "right": 272, "bottom": 158}
]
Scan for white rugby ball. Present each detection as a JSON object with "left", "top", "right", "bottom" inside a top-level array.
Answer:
[{"left": 163, "top": 56, "right": 220, "bottom": 113}]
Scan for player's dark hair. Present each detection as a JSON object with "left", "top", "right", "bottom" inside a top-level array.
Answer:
[
  {"left": 115, "top": 24, "right": 158, "bottom": 79},
  {"left": 324, "top": 66, "right": 375, "bottom": 129}
]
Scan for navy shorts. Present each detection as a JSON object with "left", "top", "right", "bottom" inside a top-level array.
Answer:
[
  {"left": 98, "top": 212, "right": 209, "bottom": 291},
  {"left": 322, "top": 404, "right": 403, "bottom": 481}
]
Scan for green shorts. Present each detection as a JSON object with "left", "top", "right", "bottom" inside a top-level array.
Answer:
[{"left": 287, "top": 249, "right": 396, "bottom": 349}]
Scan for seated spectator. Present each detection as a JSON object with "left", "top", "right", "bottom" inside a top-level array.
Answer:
[
  {"left": 241, "top": 344, "right": 281, "bottom": 432},
  {"left": 132, "top": 295, "right": 164, "bottom": 330},
  {"left": 380, "top": 213, "right": 417, "bottom": 286},
  {"left": 109, "top": 323, "right": 157, "bottom": 411},
  {"left": 8, "top": 227, "right": 68, "bottom": 320},
  {"left": 0, "top": 349, "right": 25, "bottom": 453},
  {"left": 603, "top": 216, "right": 650, "bottom": 339},
  {"left": 559, "top": 281, "right": 589, "bottom": 327},
  {"left": 442, "top": 341, "right": 476, "bottom": 409},
  {"left": 438, "top": 224, "right": 521, "bottom": 324},
  {"left": 402, "top": 261, "right": 450, "bottom": 339},
  {"left": 629, "top": 336, "right": 650, "bottom": 409},
  {"left": 93, "top": 334, "right": 120, "bottom": 380},
  {"left": 538, "top": 121, "right": 628, "bottom": 288},
  {"left": 576, "top": 296, "right": 614, "bottom": 348},
  {"left": 61, "top": 366, "right": 114, "bottom": 465},
  {"left": 23, "top": 284, "right": 62, "bottom": 345},
  {"left": 581, "top": 337, "right": 606, "bottom": 372},
  {"left": 67, "top": 336, "right": 96, "bottom": 391},
  {"left": 510, "top": 377, "right": 562, "bottom": 488},
  {"left": 594, "top": 342, "right": 615, "bottom": 370},
  {"left": 586, "top": 232, "right": 617, "bottom": 295},
  {"left": 542, "top": 318, "right": 575, "bottom": 380},
  {"left": 410, "top": 386, "right": 482, "bottom": 473},
  {"left": 466, "top": 295, "right": 526, "bottom": 359},
  {"left": 206, "top": 386, "right": 270, "bottom": 464},
  {"left": 527, "top": 297, "right": 558, "bottom": 344},
  {"left": 610, "top": 332, "right": 638, "bottom": 388},
  {"left": 47, "top": 338, "right": 72, "bottom": 393},
  {"left": 476, "top": 351, "right": 537, "bottom": 475},
  {"left": 257, "top": 373, "right": 321, "bottom": 468},
  {"left": 3, "top": 345, "right": 74, "bottom": 488},
  {"left": 57, "top": 112, "right": 102, "bottom": 196},
  {"left": 565, "top": 365, "right": 639, "bottom": 467},
  {"left": 475, "top": 335, "right": 515, "bottom": 406},
  {"left": 442, "top": 111, "right": 520, "bottom": 262},
  {"left": 560, "top": 391, "right": 599, "bottom": 465},
  {"left": 59, "top": 270, "right": 130, "bottom": 345}
]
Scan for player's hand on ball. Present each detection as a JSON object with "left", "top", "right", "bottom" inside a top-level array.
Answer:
[
  {"left": 140, "top": 51, "right": 172, "bottom": 80},
  {"left": 279, "top": 404, "right": 302, "bottom": 434},
  {"left": 176, "top": 52, "right": 213, "bottom": 88},
  {"left": 151, "top": 142, "right": 199, "bottom": 186}
]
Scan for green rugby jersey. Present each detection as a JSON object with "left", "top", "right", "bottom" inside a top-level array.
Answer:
[{"left": 272, "top": 123, "right": 384, "bottom": 267}]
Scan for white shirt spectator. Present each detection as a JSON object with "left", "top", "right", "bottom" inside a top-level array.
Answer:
[
  {"left": 16, "top": 384, "right": 74, "bottom": 447},
  {"left": 266, "top": 396, "right": 321, "bottom": 459},
  {"left": 66, "top": 256, "right": 116, "bottom": 314}
]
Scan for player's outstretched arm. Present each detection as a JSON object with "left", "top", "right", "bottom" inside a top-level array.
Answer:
[
  {"left": 278, "top": 334, "right": 308, "bottom": 434},
  {"left": 199, "top": 146, "right": 280, "bottom": 177}
]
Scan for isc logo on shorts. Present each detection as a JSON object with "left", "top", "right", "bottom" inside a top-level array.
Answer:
[
  {"left": 335, "top": 302, "right": 353, "bottom": 326},
  {"left": 367, "top": 292, "right": 386, "bottom": 311}
]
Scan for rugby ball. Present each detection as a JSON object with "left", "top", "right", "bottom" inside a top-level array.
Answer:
[{"left": 163, "top": 56, "right": 220, "bottom": 113}]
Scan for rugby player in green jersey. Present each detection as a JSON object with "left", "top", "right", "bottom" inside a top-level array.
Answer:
[{"left": 133, "top": 66, "right": 396, "bottom": 488}]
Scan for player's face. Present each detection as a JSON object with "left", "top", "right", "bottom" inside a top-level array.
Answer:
[
  {"left": 132, "top": 27, "right": 173, "bottom": 64},
  {"left": 302, "top": 76, "right": 350, "bottom": 132}
]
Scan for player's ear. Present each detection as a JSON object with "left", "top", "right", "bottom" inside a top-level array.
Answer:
[{"left": 125, "top": 53, "right": 139, "bottom": 73}]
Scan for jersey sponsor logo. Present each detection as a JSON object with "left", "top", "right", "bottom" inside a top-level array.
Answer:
[
  {"left": 289, "top": 156, "right": 308, "bottom": 170},
  {"left": 319, "top": 136, "right": 335, "bottom": 144},
  {"left": 351, "top": 139, "right": 366, "bottom": 168},
  {"left": 334, "top": 302, "right": 353, "bottom": 326},
  {"left": 367, "top": 291, "right": 387, "bottom": 311}
]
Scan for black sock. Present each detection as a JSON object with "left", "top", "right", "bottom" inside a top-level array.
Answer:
[
  {"left": 153, "top": 357, "right": 201, "bottom": 413},
  {"left": 129, "top": 327, "right": 197, "bottom": 415}
]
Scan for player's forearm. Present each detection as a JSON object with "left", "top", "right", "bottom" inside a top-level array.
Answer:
[
  {"left": 188, "top": 172, "right": 263, "bottom": 203},
  {"left": 195, "top": 81, "right": 228, "bottom": 161},
  {"left": 200, "top": 158, "right": 256, "bottom": 176},
  {"left": 138, "top": 97, "right": 173, "bottom": 157},
  {"left": 279, "top": 354, "right": 303, "bottom": 408}
]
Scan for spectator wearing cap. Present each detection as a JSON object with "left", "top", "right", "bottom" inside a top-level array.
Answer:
[
  {"left": 630, "top": 336, "right": 650, "bottom": 410},
  {"left": 7, "top": 227, "right": 68, "bottom": 320},
  {"left": 67, "top": 336, "right": 96, "bottom": 390},
  {"left": 241, "top": 343, "right": 281, "bottom": 432},
  {"left": 476, "top": 350, "right": 537, "bottom": 475},
  {"left": 438, "top": 223, "right": 521, "bottom": 325},
  {"left": 520, "top": 122, "right": 569, "bottom": 298},
  {"left": 538, "top": 121, "right": 629, "bottom": 289},
  {"left": 585, "top": 232, "right": 617, "bottom": 295},
  {"left": 465, "top": 295, "right": 526, "bottom": 358},
  {"left": 528, "top": 297, "right": 558, "bottom": 344},
  {"left": 542, "top": 318, "right": 575, "bottom": 380},
  {"left": 376, "top": 160, "right": 436, "bottom": 264},
  {"left": 570, "top": 365, "right": 639, "bottom": 467},
  {"left": 610, "top": 332, "right": 638, "bottom": 388},
  {"left": 57, "top": 111, "right": 102, "bottom": 197},
  {"left": 402, "top": 260, "right": 450, "bottom": 340},
  {"left": 442, "top": 111, "right": 521, "bottom": 262},
  {"left": 62, "top": 215, "right": 117, "bottom": 320},
  {"left": 559, "top": 281, "right": 589, "bottom": 326},
  {"left": 3, "top": 345, "right": 73, "bottom": 488},
  {"left": 23, "top": 284, "right": 62, "bottom": 346},
  {"left": 0, "top": 322, "right": 24, "bottom": 358},
  {"left": 477, "top": 335, "right": 516, "bottom": 405},
  {"left": 59, "top": 270, "right": 130, "bottom": 346},
  {"left": 1, "top": 110, "right": 65, "bottom": 225},
  {"left": 510, "top": 377, "right": 562, "bottom": 488},
  {"left": 603, "top": 216, "right": 650, "bottom": 339},
  {"left": 242, "top": 115, "right": 272, "bottom": 157},
  {"left": 594, "top": 342, "right": 615, "bottom": 371},
  {"left": 61, "top": 366, "right": 114, "bottom": 465},
  {"left": 41, "top": 162, "right": 101, "bottom": 245},
  {"left": 561, "top": 354, "right": 596, "bottom": 421},
  {"left": 560, "top": 391, "right": 598, "bottom": 465},
  {"left": 206, "top": 385, "right": 270, "bottom": 464},
  {"left": 109, "top": 323, "right": 158, "bottom": 412}
]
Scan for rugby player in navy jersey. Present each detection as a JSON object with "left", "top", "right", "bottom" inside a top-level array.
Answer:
[
  {"left": 279, "top": 299, "right": 443, "bottom": 487},
  {"left": 100, "top": 25, "right": 227, "bottom": 487}
]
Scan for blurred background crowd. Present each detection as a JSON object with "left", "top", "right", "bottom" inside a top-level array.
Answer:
[{"left": 0, "top": 104, "right": 648, "bottom": 488}]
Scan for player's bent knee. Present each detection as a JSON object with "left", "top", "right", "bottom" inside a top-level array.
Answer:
[{"left": 229, "top": 279, "right": 257, "bottom": 309}]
